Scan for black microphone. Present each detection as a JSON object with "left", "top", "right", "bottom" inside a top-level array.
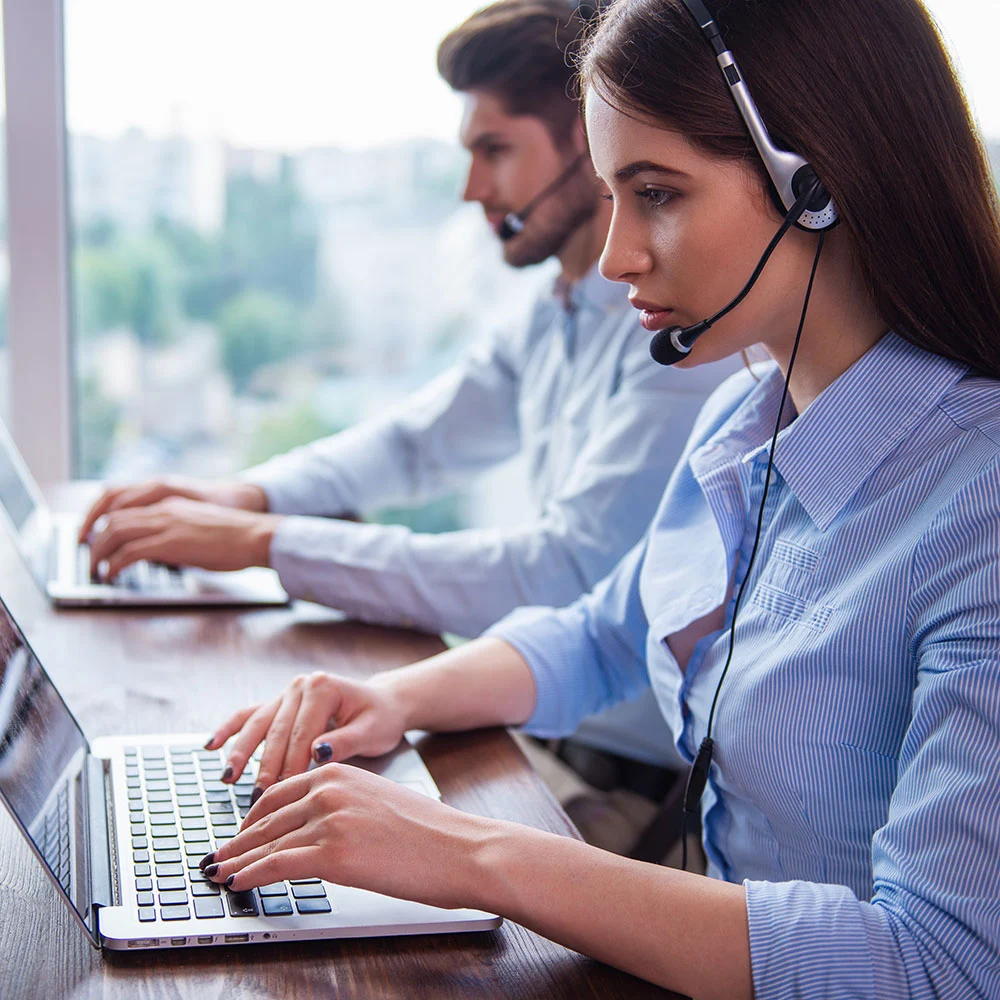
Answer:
[
  {"left": 649, "top": 179, "right": 824, "bottom": 365},
  {"left": 498, "top": 152, "right": 590, "bottom": 242}
]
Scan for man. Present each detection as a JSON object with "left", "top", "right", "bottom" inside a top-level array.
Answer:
[{"left": 81, "top": 0, "right": 738, "bottom": 836}]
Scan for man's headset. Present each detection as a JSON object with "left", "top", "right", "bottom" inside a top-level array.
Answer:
[
  {"left": 649, "top": 0, "right": 838, "bottom": 366},
  {"left": 497, "top": 1, "right": 604, "bottom": 243}
]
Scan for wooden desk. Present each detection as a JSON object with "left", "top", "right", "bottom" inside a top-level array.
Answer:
[{"left": 0, "top": 486, "right": 679, "bottom": 999}]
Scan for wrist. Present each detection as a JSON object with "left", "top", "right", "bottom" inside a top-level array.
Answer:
[
  {"left": 371, "top": 669, "right": 422, "bottom": 731},
  {"left": 228, "top": 482, "right": 269, "bottom": 512},
  {"left": 460, "top": 816, "right": 541, "bottom": 915},
  {"left": 247, "top": 513, "right": 282, "bottom": 567}
]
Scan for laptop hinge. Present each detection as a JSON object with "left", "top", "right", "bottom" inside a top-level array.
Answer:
[{"left": 86, "top": 755, "right": 115, "bottom": 916}]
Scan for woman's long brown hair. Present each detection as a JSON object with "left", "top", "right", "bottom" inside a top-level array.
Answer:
[{"left": 581, "top": 0, "right": 1000, "bottom": 377}]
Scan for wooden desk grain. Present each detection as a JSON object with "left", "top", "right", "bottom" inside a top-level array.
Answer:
[{"left": 0, "top": 486, "right": 680, "bottom": 1000}]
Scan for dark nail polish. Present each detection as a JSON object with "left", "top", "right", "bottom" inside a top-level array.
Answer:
[
  {"left": 250, "top": 786, "right": 263, "bottom": 807},
  {"left": 198, "top": 852, "right": 216, "bottom": 870},
  {"left": 225, "top": 875, "right": 235, "bottom": 888},
  {"left": 203, "top": 736, "right": 215, "bottom": 750},
  {"left": 204, "top": 863, "right": 219, "bottom": 878},
  {"left": 221, "top": 765, "right": 233, "bottom": 782},
  {"left": 314, "top": 743, "right": 333, "bottom": 763}
]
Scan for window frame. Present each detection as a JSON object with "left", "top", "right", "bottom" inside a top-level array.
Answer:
[{"left": 2, "top": 0, "right": 73, "bottom": 485}]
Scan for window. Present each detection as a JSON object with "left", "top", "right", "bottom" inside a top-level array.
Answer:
[
  {"left": 63, "top": 0, "right": 548, "bottom": 530},
  {"left": 0, "top": 7, "right": 8, "bottom": 422},
  {"left": 3, "top": 0, "right": 999, "bottom": 495}
]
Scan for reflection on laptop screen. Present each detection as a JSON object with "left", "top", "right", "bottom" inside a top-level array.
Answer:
[
  {"left": 0, "top": 597, "right": 90, "bottom": 922},
  {"left": 0, "top": 431, "right": 37, "bottom": 532}
]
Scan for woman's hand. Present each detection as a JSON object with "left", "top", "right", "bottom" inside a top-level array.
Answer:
[
  {"left": 205, "top": 671, "right": 409, "bottom": 802},
  {"left": 200, "top": 764, "right": 493, "bottom": 912}
]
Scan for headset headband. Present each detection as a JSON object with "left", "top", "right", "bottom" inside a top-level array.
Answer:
[{"left": 678, "top": 0, "right": 838, "bottom": 231}]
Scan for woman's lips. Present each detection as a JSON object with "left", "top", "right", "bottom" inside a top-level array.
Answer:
[{"left": 638, "top": 308, "right": 675, "bottom": 333}]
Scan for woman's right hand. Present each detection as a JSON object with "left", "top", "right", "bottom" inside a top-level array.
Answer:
[{"left": 204, "top": 672, "right": 409, "bottom": 802}]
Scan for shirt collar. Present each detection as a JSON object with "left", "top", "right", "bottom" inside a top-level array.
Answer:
[
  {"left": 551, "top": 262, "right": 627, "bottom": 315},
  {"left": 760, "top": 332, "right": 968, "bottom": 531}
]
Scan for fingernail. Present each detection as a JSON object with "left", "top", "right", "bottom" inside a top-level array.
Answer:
[
  {"left": 250, "top": 786, "right": 263, "bottom": 807},
  {"left": 198, "top": 852, "right": 215, "bottom": 870},
  {"left": 225, "top": 875, "right": 235, "bottom": 888},
  {"left": 314, "top": 743, "right": 333, "bottom": 763},
  {"left": 221, "top": 765, "right": 233, "bottom": 782},
  {"left": 203, "top": 736, "right": 215, "bottom": 750},
  {"left": 204, "top": 863, "right": 219, "bottom": 877}
]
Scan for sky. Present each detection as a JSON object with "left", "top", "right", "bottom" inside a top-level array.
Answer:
[{"left": 52, "top": 0, "right": 1000, "bottom": 150}]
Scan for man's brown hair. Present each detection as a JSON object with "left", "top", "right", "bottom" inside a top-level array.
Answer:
[{"left": 437, "top": 0, "right": 589, "bottom": 146}]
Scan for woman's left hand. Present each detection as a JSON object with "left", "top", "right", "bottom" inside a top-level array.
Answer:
[{"left": 200, "top": 763, "right": 494, "bottom": 912}]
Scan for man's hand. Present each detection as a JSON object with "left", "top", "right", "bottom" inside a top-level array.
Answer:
[
  {"left": 86, "top": 497, "right": 281, "bottom": 580},
  {"left": 78, "top": 477, "right": 268, "bottom": 543}
]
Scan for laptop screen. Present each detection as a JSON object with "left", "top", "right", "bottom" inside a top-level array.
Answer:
[
  {"left": 0, "top": 430, "right": 38, "bottom": 532},
  {"left": 0, "top": 595, "right": 92, "bottom": 930}
]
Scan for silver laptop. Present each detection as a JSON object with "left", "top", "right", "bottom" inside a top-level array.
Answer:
[
  {"left": 0, "top": 419, "right": 288, "bottom": 607},
  {"left": 0, "top": 591, "right": 501, "bottom": 950}
]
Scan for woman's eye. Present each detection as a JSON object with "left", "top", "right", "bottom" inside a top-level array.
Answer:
[{"left": 638, "top": 188, "right": 675, "bottom": 208}]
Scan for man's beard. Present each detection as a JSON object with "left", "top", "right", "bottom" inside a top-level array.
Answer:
[{"left": 501, "top": 178, "right": 598, "bottom": 269}]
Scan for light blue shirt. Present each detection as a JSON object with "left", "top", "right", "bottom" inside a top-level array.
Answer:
[
  {"left": 244, "top": 265, "right": 738, "bottom": 764},
  {"left": 489, "top": 332, "right": 1000, "bottom": 999}
]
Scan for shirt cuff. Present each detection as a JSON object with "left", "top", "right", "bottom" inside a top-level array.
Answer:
[
  {"left": 267, "top": 515, "right": 357, "bottom": 606},
  {"left": 744, "top": 879, "right": 896, "bottom": 1000},
  {"left": 486, "top": 604, "right": 595, "bottom": 738},
  {"left": 237, "top": 467, "right": 331, "bottom": 518}
]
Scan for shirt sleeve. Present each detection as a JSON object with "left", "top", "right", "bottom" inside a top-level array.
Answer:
[
  {"left": 485, "top": 535, "right": 653, "bottom": 736},
  {"left": 744, "top": 460, "right": 1000, "bottom": 1000},
  {"left": 253, "top": 317, "right": 715, "bottom": 639},
  {"left": 241, "top": 328, "right": 524, "bottom": 517}
]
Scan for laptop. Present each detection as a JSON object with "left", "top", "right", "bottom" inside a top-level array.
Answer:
[
  {"left": 0, "top": 591, "right": 502, "bottom": 950},
  {"left": 0, "top": 419, "right": 288, "bottom": 607}
]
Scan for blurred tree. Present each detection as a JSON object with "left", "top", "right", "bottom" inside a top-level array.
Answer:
[
  {"left": 375, "top": 495, "right": 465, "bottom": 535},
  {"left": 224, "top": 158, "right": 319, "bottom": 306},
  {"left": 244, "top": 399, "right": 341, "bottom": 467},
  {"left": 77, "top": 375, "right": 121, "bottom": 478},
  {"left": 74, "top": 235, "right": 180, "bottom": 345},
  {"left": 218, "top": 290, "right": 301, "bottom": 394}
]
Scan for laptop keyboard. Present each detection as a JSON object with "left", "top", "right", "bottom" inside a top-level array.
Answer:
[
  {"left": 39, "top": 783, "right": 72, "bottom": 894},
  {"left": 125, "top": 745, "right": 331, "bottom": 924},
  {"left": 76, "top": 543, "right": 184, "bottom": 592}
]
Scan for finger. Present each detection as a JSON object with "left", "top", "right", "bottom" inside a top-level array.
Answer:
[
  {"left": 253, "top": 684, "right": 305, "bottom": 796},
  {"left": 203, "top": 801, "right": 312, "bottom": 874},
  {"left": 89, "top": 513, "right": 162, "bottom": 569},
  {"left": 280, "top": 677, "right": 348, "bottom": 778},
  {"left": 204, "top": 705, "right": 258, "bottom": 751},
  {"left": 215, "top": 847, "right": 324, "bottom": 893},
  {"left": 79, "top": 488, "right": 124, "bottom": 542},
  {"left": 103, "top": 536, "right": 170, "bottom": 581},
  {"left": 239, "top": 769, "right": 315, "bottom": 830},
  {"left": 221, "top": 698, "right": 282, "bottom": 783},
  {"left": 104, "top": 481, "right": 171, "bottom": 515},
  {"left": 309, "top": 714, "right": 388, "bottom": 765}
]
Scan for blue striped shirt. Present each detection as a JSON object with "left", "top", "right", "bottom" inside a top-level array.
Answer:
[{"left": 489, "top": 332, "right": 1000, "bottom": 999}]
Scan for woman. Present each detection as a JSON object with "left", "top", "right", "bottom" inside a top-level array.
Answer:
[{"left": 198, "top": 1, "right": 1000, "bottom": 996}]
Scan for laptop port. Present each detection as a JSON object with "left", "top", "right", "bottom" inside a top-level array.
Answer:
[
  {"left": 224, "top": 933, "right": 250, "bottom": 943},
  {"left": 197, "top": 935, "right": 214, "bottom": 945},
  {"left": 170, "top": 937, "right": 187, "bottom": 946},
  {"left": 128, "top": 938, "right": 159, "bottom": 948}
]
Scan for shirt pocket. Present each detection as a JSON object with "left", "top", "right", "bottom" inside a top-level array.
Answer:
[{"left": 751, "top": 539, "right": 835, "bottom": 633}]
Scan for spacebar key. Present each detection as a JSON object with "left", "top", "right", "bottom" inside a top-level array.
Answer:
[{"left": 226, "top": 890, "right": 259, "bottom": 917}]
